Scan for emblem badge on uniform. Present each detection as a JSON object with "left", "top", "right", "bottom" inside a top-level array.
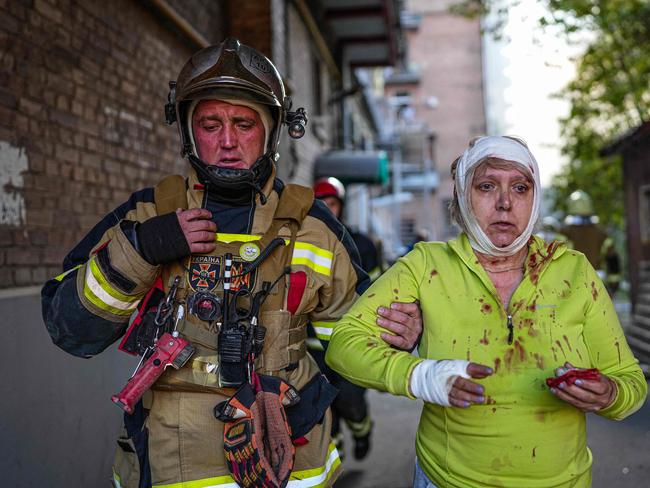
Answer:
[
  {"left": 239, "top": 242, "right": 260, "bottom": 262},
  {"left": 231, "top": 258, "right": 258, "bottom": 292},
  {"left": 188, "top": 256, "right": 221, "bottom": 292}
]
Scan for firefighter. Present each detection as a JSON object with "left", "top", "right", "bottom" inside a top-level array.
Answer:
[
  {"left": 41, "top": 38, "right": 422, "bottom": 488},
  {"left": 311, "top": 177, "right": 380, "bottom": 461},
  {"left": 561, "top": 190, "right": 621, "bottom": 296},
  {"left": 313, "top": 177, "right": 383, "bottom": 280}
]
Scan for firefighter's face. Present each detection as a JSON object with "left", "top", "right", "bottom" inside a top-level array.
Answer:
[
  {"left": 321, "top": 196, "right": 342, "bottom": 219},
  {"left": 192, "top": 100, "right": 265, "bottom": 169},
  {"left": 470, "top": 161, "right": 534, "bottom": 248}
]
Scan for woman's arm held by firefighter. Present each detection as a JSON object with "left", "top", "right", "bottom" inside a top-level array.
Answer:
[{"left": 377, "top": 301, "right": 423, "bottom": 351}]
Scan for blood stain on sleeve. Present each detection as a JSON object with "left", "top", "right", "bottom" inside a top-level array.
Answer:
[
  {"left": 533, "top": 352, "right": 544, "bottom": 370},
  {"left": 481, "top": 302, "right": 492, "bottom": 314},
  {"left": 428, "top": 269, "right": 438, "bottom": 283},
  {"left": 367, "top": 293, "right": 375, "bottom": 298},
  {"left": 591, "top": 281, "right": 599, "bottom": 301},
  {"left": 562, "top": 335, "right": 573, "bottom": 352}
]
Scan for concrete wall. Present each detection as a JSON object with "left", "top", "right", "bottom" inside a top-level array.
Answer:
[{"left": 0, "top": 289, "right": 137, "bottom": 486}]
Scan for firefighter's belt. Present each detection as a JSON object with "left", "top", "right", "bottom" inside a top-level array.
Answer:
[{"left": 214, "top": 372, "right": 300, "bottom": 488}]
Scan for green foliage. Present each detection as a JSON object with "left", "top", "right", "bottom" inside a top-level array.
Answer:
[
  {"left": 452, "top": 0, "right": 650, "bottom": 228},
  {"left": 550, "top": 0, "right": 650, "bottom": 228}
]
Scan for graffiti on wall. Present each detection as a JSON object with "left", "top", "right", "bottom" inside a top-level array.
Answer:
[{"left": 0, "top": 141, "right": 27, "bottom": 226}]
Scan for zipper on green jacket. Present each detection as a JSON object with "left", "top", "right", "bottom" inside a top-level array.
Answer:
[{"left": 506, "top": 314, "right": 513, "bottom": 344}]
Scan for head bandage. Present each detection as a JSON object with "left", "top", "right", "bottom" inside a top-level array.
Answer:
[
  {"left": 455, "top": 136, "right": 541, "bottom": 257},
  {"left": 188, "top": 98, "right": 273, "bottom": 157}
]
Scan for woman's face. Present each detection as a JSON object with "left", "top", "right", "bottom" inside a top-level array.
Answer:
[{"left": 470, "top": 161, "right": 534, "bottom": 248}]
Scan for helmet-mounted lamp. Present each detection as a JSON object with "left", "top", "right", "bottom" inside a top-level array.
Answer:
[{"left": 286, "top": 107, "right": 308, "bottom": 139}]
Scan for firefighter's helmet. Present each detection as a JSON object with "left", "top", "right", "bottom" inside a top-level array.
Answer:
[
  {"left": 540, "top": 215, "right": 561, "bottom": 232},
  {"left": 165, "top": 38, "right": 307, "bottom": 198},
  {"left": 567, "top": 190, "right": 594, "bottom": 216},
  {"left": 314, "top": 177, "right": 346, "bottom": 202}
]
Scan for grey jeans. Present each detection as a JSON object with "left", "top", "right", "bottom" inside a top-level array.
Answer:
[{"left": 413, "top": 458, "right": 438, "bottom": 488}]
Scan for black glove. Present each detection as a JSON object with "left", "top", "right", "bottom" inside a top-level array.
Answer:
[{"left": 123, "top": 213, "right": 190, "bottom": 265}]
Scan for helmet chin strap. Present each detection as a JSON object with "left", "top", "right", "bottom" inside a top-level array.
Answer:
[{"left": 188, "top": 152, "right": 273, "bottom": 206}]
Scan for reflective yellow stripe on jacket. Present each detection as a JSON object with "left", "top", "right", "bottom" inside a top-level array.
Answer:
[
  {"left": 113, "top": 444, "right": 341, "bottom": 488},
  {"left": 292, "top": 242, "right": 333, "bottom": 276},
  {"left": 311, "top": 321, "right": 335, "bottom": 341},
  {"left": 214, "top": 233, "right": 334, "bottom": 277},
  {"left": 84, "top": 257, "right": 140, "bottom": 316}
]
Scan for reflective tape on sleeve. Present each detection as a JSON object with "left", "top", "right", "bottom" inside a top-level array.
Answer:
[
  {"left": 292, "top": 242, "right": 333, "bottom": 276},
  {"left": 311, "top": 321, "right": 335, "bottom": 341},
  {"left": 84, "top": 258, "right": 140, "bottom": 316}
]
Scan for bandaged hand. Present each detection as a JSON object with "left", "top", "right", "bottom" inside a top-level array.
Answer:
[{"left": 409, "top": 360, "right": 493, "bottom": 407}]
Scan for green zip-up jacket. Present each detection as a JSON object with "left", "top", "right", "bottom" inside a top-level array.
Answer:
[{"left": 326, "top": 234, "right": 647, "bottom": 488}]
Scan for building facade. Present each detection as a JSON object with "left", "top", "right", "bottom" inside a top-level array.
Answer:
[{"left": 379, "top": 0, "right": 486, "bottom": 252}]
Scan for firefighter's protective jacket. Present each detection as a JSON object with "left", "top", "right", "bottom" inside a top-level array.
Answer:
[{"left": 42, "top": 168, "right": 368, "bottom": 487}]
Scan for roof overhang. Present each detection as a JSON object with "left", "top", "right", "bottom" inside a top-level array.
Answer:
[
  {"left": 322, "top": 0, "right": 401, "bottom": 67},
  {"left": 601, "top": 121, "right": 650, "bottom": 156}
]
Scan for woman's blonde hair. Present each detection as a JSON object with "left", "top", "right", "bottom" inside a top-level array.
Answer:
[{"left": 448, "top": 136, "right": 531, "bottom": 233}]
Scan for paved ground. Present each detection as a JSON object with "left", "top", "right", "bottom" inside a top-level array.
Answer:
[
  {"left": 335, "top": 391, "right": 420, "bottom": 488},
  {"left": 335, "top": 301, "right": 650, "bottom": 488}
]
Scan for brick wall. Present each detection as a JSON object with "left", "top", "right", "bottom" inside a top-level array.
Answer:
[
  {"left": 166, "top": 0, "right": 227, "bottom": 44},
  {"left": 0, "top": 0, "right": 339, "bottom": 289},
  {"left": 0, "top": 0, "right": 220, "bottom": 288}
]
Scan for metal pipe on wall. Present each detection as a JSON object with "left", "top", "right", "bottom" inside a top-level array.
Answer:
[{"left": 149, "top": 0, "right": 210, "bottom": 49}]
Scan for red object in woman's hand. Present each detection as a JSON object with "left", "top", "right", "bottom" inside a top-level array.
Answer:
[{"left": 546, "top": 368, "right": 600, "bottom": 388}]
